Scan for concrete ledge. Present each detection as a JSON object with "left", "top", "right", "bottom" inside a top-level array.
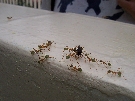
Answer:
[
  {"left": 0, "top": 13, "right": 135, "bottom": 101},
  {"left": 0, "top": 41, "right": 134, "bottom": 101},
  {"left": 0, "top": 3, "right": 53, "bottom": 24}
]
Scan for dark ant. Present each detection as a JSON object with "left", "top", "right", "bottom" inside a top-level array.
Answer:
[
  {"left": 63, "top": 45, "right": 84, "bottom": 60},
  {"left": 74, "top": 45, "right": 83, "bottom": 56},
  {"left": 7, "top": 17, "right": 12, "bottom": 20}
]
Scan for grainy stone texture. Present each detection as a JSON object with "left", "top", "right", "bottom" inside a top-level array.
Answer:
[
  {"left": 0, "top": 41, "right": 133, "bottom": 101},
  {"left": 0, "top": 5, "right": 135, "bottom": 101}
]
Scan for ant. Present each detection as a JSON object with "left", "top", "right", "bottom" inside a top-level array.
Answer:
[
  {"left": 30, "top": 41, "right": 55, "bottom": 64},
  {"left": 73, "top": 45, "right": 83, "bottom": 56},
  {"left": 107, "top": 70, "right": 121, "bottom": 77},
  {"left": 38, "top": 43, "right": 47, "bottom": 49},
  {"left": 30, "top": 41, "right": 55, "bottom": 54},
  {"left": 38, "top": 40, "right": 55, "bottom": 51},
  {"left": 38, "top": 55, "right": 53, "bottom": 64},
  {"left": 63, "top": 45, "right": 111, "bottom": 70},
  {"left": 63, "top": 45, "right": 84, "bottom": 60},
  {"left": 32, "top": 48, "right": 42, "bottom": 54},
  {"left": 46, "top": 40, "right": 54, "bottom": 46},
  {"left": 7, "top": 17, "right": 12, "bottom": 20},
  {"left": 67, "top": 64, "right": 82, "bottom": 72}
]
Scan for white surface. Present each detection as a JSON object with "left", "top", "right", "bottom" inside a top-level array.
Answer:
[
  {"left": 0, "top": 4, "right": 135, "bottom": 100},
  {"left": 0, "top": 3, "right": 53, "bottom": 24}
]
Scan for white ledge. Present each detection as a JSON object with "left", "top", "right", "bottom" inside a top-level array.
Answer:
[
  {"left": 0, "top": 12, "right": 135, "bottom": 100},
  {"left": 0, "top": 3, "right": 53, "bottom": 24}
]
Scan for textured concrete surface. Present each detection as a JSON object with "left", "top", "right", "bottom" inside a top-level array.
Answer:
[
  {"left": 0, "top": 41, "right": 133, "bottom": 101},
  {"left": 0, "top": 4, "right": 135, "bottom": 101},
  {"left": 0, "top": 3, "right": 53, "bottom": 24}
]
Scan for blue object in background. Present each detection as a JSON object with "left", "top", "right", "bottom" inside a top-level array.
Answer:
[{"left": 57, "top": 0, "right": 74, "bottom": 13}]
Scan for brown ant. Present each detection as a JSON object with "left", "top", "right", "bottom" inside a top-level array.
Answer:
[
  {"left": 68, "top": 64, "right": 82, "bottom": 72},
  {"left": 63, "top": 45, "right": 84, "bottom": 60},
  {"left": 38, "top": 43, "right": 47, "bottom": 49},
  {"left": 37, "top": 55, "right": 52, "bottom": 64},
  {"left": 38, "top": 41, "right": 55, "bottom": 51},
  {"left": 63, "top": 45, "right": 111, "bottom": 72},
  {"left": 30, "top": 41, "right": 55, "bottom": 64},
  {"left": 32, "top": 48, "right": 42, "bottom": 54},
  {"left": 30, "top": 50, "right": 35, "bottom": 55},
  {"left": 46, "top": 40, "right": 54, "bottom": 46},
  {"left": 107, "top": 70, "right": 121, "bottom": 77}
]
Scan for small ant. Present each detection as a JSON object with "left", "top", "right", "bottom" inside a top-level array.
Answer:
[
  {"left": 30, "top": 50, "right": 35, "bottom": 55},
  {"left": 68, "top": 64, "right": 82, "bottom": 72},
  {"left": 107, "top": 70, "right": 121, "bottom": 77},
  {"left": 38, "top": 41, "right": 55, "bottom": 51},
  {"left": 38, "top": 55, "right": 52, "bottom": 64},
  {"left": 63, "top": 45, "right": 84, "bottom": 60},
  {"left": 73, "top": 45, "right": 83, "bottom": 56},
  {"left": 46, "top": 40, "right": 54, "bottom": 46},
  {"left": 32, "top": 48, "right": 42, "bottom": 54},
  {"left": 63, "top": 45, "right": 111, "bottom": 71},
  {"left": 38, "top": 43, "right": 47, "bottom": 49},
  {"left": 7, "top": 17, "right": 12, "bottom": 20},
  {"left": 30, "top": 41, "right": 55, "bottom": 64}
]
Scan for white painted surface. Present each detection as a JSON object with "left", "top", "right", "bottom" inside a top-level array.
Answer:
[
  {"left": 0, "top": 3, "right": 53, "bottom": 24},
  {"left": 0, "top": 4, "right": 135, "bottom": 100}
]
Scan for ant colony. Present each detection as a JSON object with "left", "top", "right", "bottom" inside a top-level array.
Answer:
[
  {"left": 30, "top": 40, "right": 56, "bottom": 64},
  {"left": 30, "top": 41, "right": 123, "bottom": 78}
]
